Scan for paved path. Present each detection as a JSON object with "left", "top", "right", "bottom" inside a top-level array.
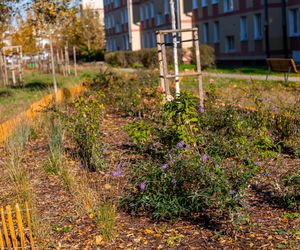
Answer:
[
  {"left": 202, "top": 72, "right": 300, "bottom": 83},
  {"left": 113, "top": 67, "right": 300, "bottom": 83}
]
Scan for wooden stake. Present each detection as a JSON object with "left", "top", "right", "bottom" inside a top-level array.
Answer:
[
  {"left": 156, "top": 32, "right": 165, "bottom": 93},
  {"left": 25, "top": 202, "right": 35, "bottom": 250},
  {"left": 193, "top": 29, "right": 204, "bottom": 108},
  {"left": 15, "top": 204, "right": 26, "bottom": 249},
  {"left": 170, "top": 0, "right": 180, "bottom": 96},
  {"left": 6, "top": 205, "right": 18, "bottom": 249},
  {"left": 73, "top": 46, "right": 77, "bottom": 77},
  {"left": 0, "top": 226, "right": 4, "bottom": 250},
  {"left": 1, "top": 207, "right": 11, "bottom": 248}
]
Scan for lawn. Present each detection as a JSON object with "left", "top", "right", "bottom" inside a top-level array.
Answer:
[
  {"left": 0, "top": 68, "right": 299, "bottom": 249},
  {"left": 0, "top": 69, "right": 99, "bottom": 123}
]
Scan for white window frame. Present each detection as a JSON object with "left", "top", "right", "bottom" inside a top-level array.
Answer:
[
  {"left": 240, "top": 16, "right": 248, "bottom": 41},
  {"left": 289, "top": 8, "right": 300, "bottom": 37}
]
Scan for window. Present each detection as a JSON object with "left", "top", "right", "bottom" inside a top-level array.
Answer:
[
  {"left": 225, "top": 36, "right": 235, "bottom": 52},
  {"left": 152, "top": 32, "right": 156, "bottom": 48},
  {"left": 156, "top": 13, "right": 163, "bottom": 26},
  {"left": 115, "top": 23, "right": 121, "bottom": 33},
  {"left": 224, "top": 0, "right": 233, "bottom": 12},
  {"left": 164, "top": 0, "right": 170, "bottom": 15},
  {"left": 289, "top": 9, "right": 300, "bottom": 36},
  {"left": 253, "top": 14, "right": 262, "bottom": 40},
  {"left": 192, "top": 0, "right": 198, "bottom": 9},
  {"left": 145, "top": 5, "right": 149, "bottom": 20},
  {"left": 213, "top": 21, "right": 220, "bottom": 43},
  {"left": 114, "top": 0, "right": 121, "bottom": 8},
  {"left": 202, "top": 0, "right": 207, "bottom": 7},
  {"left": 203, "top": 23, "right": 209, "bottom": 43},
  {"left": 150, "top": 3, "right": 155, "bottom": 18},
  {"left": 240, "top": 16, "right": 248, "bottom": 41},
  {"left": 212, "top": 0, "right": 218, "bottom": 4},
  {"left": 140, "top": 5, "right": 144, "bottom": 21}
]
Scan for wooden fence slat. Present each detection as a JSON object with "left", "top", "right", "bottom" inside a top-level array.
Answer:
[
  {"left": 0, "top": 227, "right": 4, "bottom": 250},
  {"left": 1, "top": 207, "right": 11, "bottom": 248},
  {"left": 15, "top": 204, "right": 26, "bottom": 249},
  {"left": 25, "top": 202, "right": 35, "bottom": 250},
  {"left": 6, "top": 205, "right": 18, "bottom": 249}
]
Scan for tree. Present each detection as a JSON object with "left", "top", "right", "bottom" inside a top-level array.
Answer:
[{"left": 11, "top": 12, "right": 39, "bottom": 54}]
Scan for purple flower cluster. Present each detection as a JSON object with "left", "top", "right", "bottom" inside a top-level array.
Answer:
[
  {"left": 140, "top": 181, "right": 146, "bottom": 191},
  {"left": 176, "top": 140, "right": 186, "bottom": 149},
  {"left": 198, "top": 106, "right": 205, "bottom": 114},
  {"left": 201, "top": 154, "right": 209, "bottom": 162},
  {"left": 171, "top": 178, "right": 177, "bottom": 184},
  {"left": 162, "top": 164, "right": 168, "bottom": 171},
  {"left": 111, "top": 162, "right": 125, "bottom": 177},
  {"left": 254, "top": 161, "right": 262, "bottom": 167}
]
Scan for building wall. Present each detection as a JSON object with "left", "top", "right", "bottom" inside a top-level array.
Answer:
[
  {"left": 192, "top": 0, "right": 300, "bottom": 62},
  {"left": 104, "top": 0, "right": 300, "bottom": 63}
]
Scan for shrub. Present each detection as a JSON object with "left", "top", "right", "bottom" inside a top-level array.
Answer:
[
  {"left": 123, "top": 90, "right": 300, "bottom": 219},
  {"left": 51, "top": 93, "right": 106, "bottom": 172},
  {"left": 90, "top": 69, "right": 163, "bottom": 117},
  {"left": 105, "top": 45, "right": 215, "bottom": 69}
]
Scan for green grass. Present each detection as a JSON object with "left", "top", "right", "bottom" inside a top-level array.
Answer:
[
  {"left": 205, "top": 65, "right": 298, "bottom": 77},
  {"left": 178, "top": 76, "right": 300, "bottom": 110},
  {"left": 0, "top": 70, "right": 98, "bottom": 123}
]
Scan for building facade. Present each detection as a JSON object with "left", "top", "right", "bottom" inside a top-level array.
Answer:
[{"left": 104, "top": 0, "right": 300, "bottom": 63}]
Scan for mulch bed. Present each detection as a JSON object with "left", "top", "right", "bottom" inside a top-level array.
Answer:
[{"left": 0, "top": 112, "right": 299, "bottom": 249}]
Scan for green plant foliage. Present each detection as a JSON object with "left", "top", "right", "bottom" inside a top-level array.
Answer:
[
  {"left": 50, "top": 92, "right": 106, "bottom": 172},
  {"left": 122, "top": 89, "right": 300, "bottom": 219},
  {"left": 104, "top": 46, "right": 215, "bottom": 69},
  {"left": 90, "top": 70, "right": 163, "bottom": 117}
]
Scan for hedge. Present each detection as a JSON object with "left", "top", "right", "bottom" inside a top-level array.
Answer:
[{"left": 104, "top": 45, "right": 215, "bottom": 69}]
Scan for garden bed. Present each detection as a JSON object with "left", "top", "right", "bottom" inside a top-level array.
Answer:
[{"left": 0, "top": 69, "right": 299, "bottom": 249}]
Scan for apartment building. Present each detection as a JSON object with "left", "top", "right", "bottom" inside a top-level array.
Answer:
[
  {"left": 104, "top": 0, "right": 300, "bottom": 63},
  {"left": 104, "top": 0, "right": 194, "bottom": 51},
  {"left": 193, "top": 0, "right": 300, "bottom": 63}
]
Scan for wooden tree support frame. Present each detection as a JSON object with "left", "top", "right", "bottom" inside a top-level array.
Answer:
[
  {"left": 156, "top": 28, "right": 204, "bottom": 108},
  {"left": 0, "top": 46, "right": 24, "bottom": 87}
]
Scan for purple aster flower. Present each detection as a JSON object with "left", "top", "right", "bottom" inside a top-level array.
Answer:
[
  {"left": 176, "top": 140, "right": 186, "bottom": 149},
  {"left": 162, "top": 164, "right": 168, "bottom": 171},
  {"left": 169, "top": 157, "right": 175, "bottom": 164},
  {"left": 111, "top": 169, "right": 125, "bottom": 177},
  {"left": 201, "top": 154, "right": 209, "bottom": 162},
  {"left": 258, "top": 97, "right": 264, "bottom": 102},
  {"left": 102, "top": 149, "right": 109, "bottom": 154},
  {"left": 140, "top": 181, "right": 146, "bottom": 191},
  {"left": 268, "top": 98, "right": 273, "bottom": 102},
  {"left": 273, "top": 107, "right": 278, "bottom": 113},
  {"left": 254, "top": 161, "right": 262, "bottom": 167},
  {"left": 198, "top": 106, "right": 205, "bottom": 113},
  {"left": 171, "top": 178, "right": 177, "bottom": 184}
]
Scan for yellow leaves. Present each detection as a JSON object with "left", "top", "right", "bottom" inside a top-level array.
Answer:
[{"left": 95, "top": 235, "right": 103, "bottom": 245}]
